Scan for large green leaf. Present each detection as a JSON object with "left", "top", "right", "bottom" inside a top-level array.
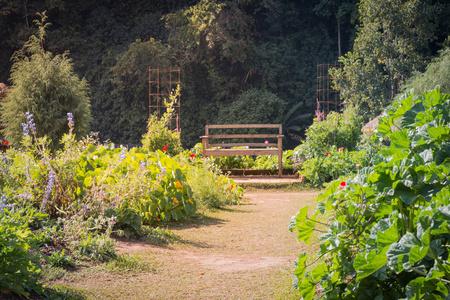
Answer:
[
  {"left": 386, "top": 232, "right": 429, "bottom": 273},
  {"left": 406, "top": 277, "right": 448, "bottom": 300},
  {"left": 294, "top": 252, "right": 308, "bottom": 280},
  {"left": 354, "top": 247, "right": 389, "bottom": 282},
  {"left": 298, "top": 279, "right": 316, "bottom": 300}
]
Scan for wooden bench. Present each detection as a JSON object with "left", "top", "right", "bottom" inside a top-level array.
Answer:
[{"left": 200, "top": 124, "right": 284, "bottom": 177}]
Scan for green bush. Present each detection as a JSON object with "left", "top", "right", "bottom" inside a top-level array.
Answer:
[
  {"left": 298, "top": 145, "right": 367, "bottom": 186},
  {"left": 142, "top": 87, "right": 182, "bottom": 156},
  {"left": 217, "top": 88, "right": 287, "bottom": 126},
  {"left": 1, "top": 13, "right": 91, "bottom": 151},
  {"left": 47, "top": 249, "right": 74, "bottom": 268},
  {"left": 290, "top": 88, "right": 450, "bottom": 299},
  {"left": 181, "top": 151, "right": 243, "bottom": 209},
  {"left": 399, "top": 47, "right": 450, "bottom": 97},
  {"left": 300, "top": 105, "right": 362, "bottom": 157},
  {"left": 0, "top": 206, "right": 44, "bottom": 298},
  {"left": 253, "top": 150, "right": 294, "bottom": 170}
]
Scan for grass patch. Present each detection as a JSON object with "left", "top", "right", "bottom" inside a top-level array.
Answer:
[
  {"left": 140, "top": 226, "right": 177, "bottom": 246},
  {"left": 45, "top": 284, "right": 90, "bottom": 300},
  {"left": 42, "top": 265, "right": 69, "bottom": 281},
  {"left": 101, "top": 254, "right": 157, "bottom": 274}
]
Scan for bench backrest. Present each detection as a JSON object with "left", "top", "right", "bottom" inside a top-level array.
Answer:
[
  {"left": 203, "top": 124, "right": 283, "bottom": 148},
  {"left": 201, "top": 124, "right": 284, "bottom": 176}
]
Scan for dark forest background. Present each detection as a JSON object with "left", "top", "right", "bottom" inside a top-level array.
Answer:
[{"left": 1, "top": 0, "right": 449, "bottom": 148}]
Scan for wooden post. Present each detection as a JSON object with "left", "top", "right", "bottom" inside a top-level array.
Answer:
[
  {"left": 201, "top": 125, "right": 210, "bottom": 158},
  {"left": 277, "top": 134, "right": 283, "bottom": 177},
  {"left": 201, "top": 137, "right": 209, "bottom": 158}
]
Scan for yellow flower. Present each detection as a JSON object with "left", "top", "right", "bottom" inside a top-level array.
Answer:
[
  {"left": 174, "top": 198, "right": 179, "bottom": 204},
  {"left": 175, "top": 181, "right": 183, "bottom": 189}
]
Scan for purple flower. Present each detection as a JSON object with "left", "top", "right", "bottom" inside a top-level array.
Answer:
[
  {"left": 67, "top": 112, "right": 74, "bottom": 130},
  {"left": 43, "top": 170, "right": 56, "bottom": 208},
  {"left": 26, "top": 112, "right": 36, "bottom": 134},
  {"left": 119, "top": 148, "right": 127, "bottom": 160},
  {"left": 22, "top": 123, "right": 29, "bottom": 137}
]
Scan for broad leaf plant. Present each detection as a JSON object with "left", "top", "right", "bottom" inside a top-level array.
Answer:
[{"left": 291, "top": 88, "right": 450, "bottom": 299}]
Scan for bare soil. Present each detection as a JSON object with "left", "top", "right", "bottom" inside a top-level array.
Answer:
[{"left": 51, "top": 191, "right": 318, "bottom": 299}]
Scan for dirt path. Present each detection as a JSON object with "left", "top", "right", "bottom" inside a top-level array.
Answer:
[{"left": 57, "top": 191, "right": 318, "bottom": 299}]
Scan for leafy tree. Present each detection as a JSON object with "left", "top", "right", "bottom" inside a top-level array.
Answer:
[
  {"left": 330, "top": 0, "right": 439, "bottom": 122},
  {"left": 107, "top": 39, "right": 171, "bottom": 144},
  {"left": 1, "top": 13, "right": 91, "bottom": 150},
  {"left": 217, "top": 88, "right": 287, "bottom": 125},
  {"left": 313, "top": 0, "right": 358, "bottom": 57}
]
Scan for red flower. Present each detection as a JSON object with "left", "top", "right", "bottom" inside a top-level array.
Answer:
[
  {"left": 190, "top": 153, "right": 195, "bottom": 159},
  {"left": 4, "top": 141, "right": 8, "bottom": 146},
  {"left": 163, "top": 145, "right": 168, "bottom": 152},
  {"left": 338, "top": 147, "right": 344, "bottom": 151},
  {"left": 339, "top": 181, "right": 346, "bottom": 189},
  {"left": 325, "top": 152, "right": 329, "bottom": 156}
]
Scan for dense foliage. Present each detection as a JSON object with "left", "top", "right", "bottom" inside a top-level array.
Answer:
[
  {"left": 330, "top": 0, "right": 443, "bottom": 122},
  {"left": 290, "top": 89, "right": 450, "bottom": 299},
  {"left": 1, "top": 14, "right": 91, "bottom": 150},
  {"left": 0, "top": 110, "right": 242, "bottom": 296},
  {"left": 400, "top": 47, "right": 450, "bottom": 97},
  {"left": 0, "top": 208, "right": 45, "bottom": 298},
  {"left": 1, "top": 0, "right": 448, "bottom": 147},
  {"left": 142, "top": 87, "right": 183, "bottom": 157},
  {"left": 290, "top": 106, "right": 379, "bottom": 185},
  {"left": 0, "top": 0, "right": 363, "bottom": 148}
]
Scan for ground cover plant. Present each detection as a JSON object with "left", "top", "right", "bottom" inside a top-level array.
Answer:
[{"left": 290, "top": 88, "right": 450, "bottom": 299}]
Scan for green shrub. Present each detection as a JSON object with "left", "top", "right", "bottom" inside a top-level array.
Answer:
[
  {"left": 0, "top": 206, "right": 44, "bottom": 298},
  {"left": 47, "top": 249, "right": 74, "bottom": 267},
  {"left": 300, "top": 105, "right": 362, "bottom": 157},
  {"left": 142, "top": 113, "right": 183, "bottom": 156},
  {"left": 142, "top": 86, "right": 182, "bottom": 156},
  {"left": 1, "top": 13, "right": 91, "bottom": 151},
  {"left": 298, "top": 145, "right": 367, "bottom": 186},
  {"left": 72, "top": 231, "right": 116, "bottom": 261},
  {"left": 217, "top": 88, "right": 287, "bottom": 125},
  {"left": 399, "top": 47, "right": 450, "bottom": 97},
  {"left": 290, "top": 88, "right": 450, "bottom": 299},
  {"left": 182, "top": 153, "right": 243, "bottom": 209},
  {"left": 253, "top": 150, "right": 294, "bottom": 170}
]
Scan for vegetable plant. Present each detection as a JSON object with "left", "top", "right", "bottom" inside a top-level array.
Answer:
[{"left": 290, "top": 89, "right": 450, "bottom": 299}]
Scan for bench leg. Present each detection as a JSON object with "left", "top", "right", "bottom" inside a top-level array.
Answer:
[{"left": 278, "top": 136, "right": 283, "bottom": 177}]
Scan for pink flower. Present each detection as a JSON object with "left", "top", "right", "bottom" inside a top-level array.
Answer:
[
  {"left": 340, "top": 161, "right": 343, "bottom": 165},
  {"left": 190, "top": 153, "right": 195, "bottom": 159},
  {"left": 338, "top": 147, "right": 344, "bottom": 151},
  {"left": 339, "top": 181, "right": 346, "bottom": 189},
  {"left": 265, "top": 140, "right": 269, "bottom": 144},
  {"left": 356, "top": 164, "right": 360, "bottom": 167},
  {"left": 163, "top": 145, "right": 168, "bottom": 152}
]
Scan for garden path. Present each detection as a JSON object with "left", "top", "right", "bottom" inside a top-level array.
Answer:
[{"left": 56, "top": 191, "right": 318, "bottom": 299}]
